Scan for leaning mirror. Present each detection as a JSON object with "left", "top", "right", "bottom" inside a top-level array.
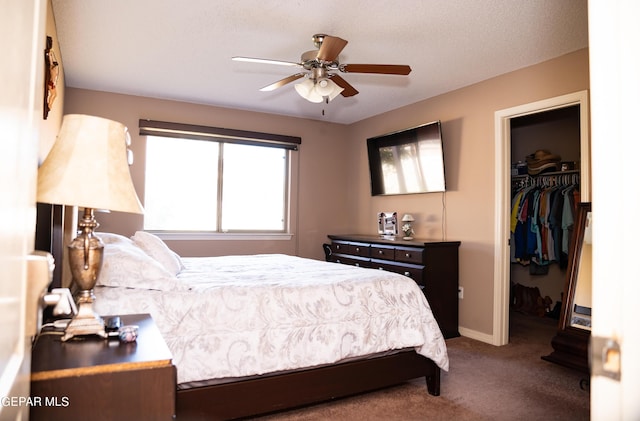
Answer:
[
  {"left": 569, "top": 209, "right": 592, "bottom": 330},
  {"left": 542, "top": 202, "right": 591, "bottom": 373},
  {"left": 560, "top": 202, "right": 592, "bottom": 332}
]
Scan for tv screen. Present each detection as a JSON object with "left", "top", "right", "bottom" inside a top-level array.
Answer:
[{"left": 367, "top": 120, "right": 446, "bottom": 196}]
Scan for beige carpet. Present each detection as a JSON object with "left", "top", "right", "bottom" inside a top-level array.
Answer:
[{"left": 254, "top": 312, "right": 590, "bottom": 421}]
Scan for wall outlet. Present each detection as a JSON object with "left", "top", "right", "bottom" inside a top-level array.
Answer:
[{"left": 458, "top": 286, "right": 464, "bottom": 299}]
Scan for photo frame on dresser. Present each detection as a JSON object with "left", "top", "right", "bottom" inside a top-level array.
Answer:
[{"left": 377, "top": 212, "right": 398, "bottom": 239}]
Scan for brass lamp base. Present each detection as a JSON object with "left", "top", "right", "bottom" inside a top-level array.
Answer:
[
  {"left": 61, "top": 207, "right": 108, "bottom": 342},
  {"left": 61, "top": 291, "right": 107, "bottom": 342}
]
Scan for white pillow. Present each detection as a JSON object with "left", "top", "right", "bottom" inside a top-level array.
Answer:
[
  {"left": 98, "top": 241, "right": 189, "bottom": 292},
  {"left": 131, "top": 231, "right": 184, "bottom": 275},
  {"left": 97, "top": 232, "right": 134, "bottom": 245}
]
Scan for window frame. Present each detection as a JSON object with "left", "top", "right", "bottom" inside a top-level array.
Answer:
[{"left": 139, "top": 119, "right": 300, "bottom": 239}]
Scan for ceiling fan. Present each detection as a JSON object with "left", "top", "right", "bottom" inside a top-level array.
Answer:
[{"left": 232, "top": 34, "right": 412, "bottom": 103}]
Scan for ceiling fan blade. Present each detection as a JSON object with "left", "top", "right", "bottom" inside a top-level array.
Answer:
[
  {"left": 329, "top": 74, "right": 359, "bottom": 97},
  {"left": 232, "top": 56, "right": 301, "bottom": 67},
  {"left": 317, "top": 36, "right": 348, "bottom": 62},
  {"left": 259, "top": 73, "right": 306, "bottom": 91},
  {"left": 341, "top": 64, "right": 412, "bottom": 75}
]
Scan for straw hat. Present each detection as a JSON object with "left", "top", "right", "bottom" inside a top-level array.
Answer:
[{"left": 526, "top": 150, "right": 561, "bottom": 175}]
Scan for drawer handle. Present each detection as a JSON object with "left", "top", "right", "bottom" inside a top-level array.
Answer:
[
  {"left": 336, "top": 245, "right": 341, "bottom": 250},
  {"left": 405, "top": 253, "right": 411, "bottom": 258},
  {"left": 356, "top": 247, "right": 360, "bottom": 252},
  {"left": 378, "top": 267, "right": 384, "bottom": 270},
  {"left": 336, "top": 259, "right": 341, "bottom": 263},
  {"left": 355, "top": 263, "right": 360, "bottom": 267},
  {"left": 403, "top": 271, "right": 411, "bottom": 277},
  {"left": 419, "top": 285, "right": 425, "bottom": 290},
  {"left": 378, "top": 250, "right": 383, "bottom": 255}
]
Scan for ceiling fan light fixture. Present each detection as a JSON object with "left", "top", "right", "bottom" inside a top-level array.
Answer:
[
  {"left": 295, "top": 77, "right": 343, "bottom": 103},
  {"left": 295, "top": 78, "right": 322, "bottom": 103},
  {"left": 316, "top": 77, "right": 343, "bottom": 101}
]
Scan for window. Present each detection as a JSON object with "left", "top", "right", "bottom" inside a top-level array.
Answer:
[{"left": 140, "top": 120, "right": 300, "bottom": 234}]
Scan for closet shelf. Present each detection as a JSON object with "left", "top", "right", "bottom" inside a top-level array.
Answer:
[{"left": 512, "top": 169, "right": 579, "bottom": 180}]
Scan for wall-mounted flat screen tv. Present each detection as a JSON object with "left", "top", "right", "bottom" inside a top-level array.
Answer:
[{"left": 367, "top": 120, "right": 446, "bottom": 196}]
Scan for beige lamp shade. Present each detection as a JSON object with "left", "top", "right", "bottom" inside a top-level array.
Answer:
[
  {"left": 37, "top": 114, "right": 143, "bottom": 214},
  {"left": 402, "top": 214, "right": 415, "bottom": 222}
]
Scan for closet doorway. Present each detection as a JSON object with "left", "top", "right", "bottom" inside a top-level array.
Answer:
[{"left": 493, "top": 91, "right": 590, "bottom": 346}]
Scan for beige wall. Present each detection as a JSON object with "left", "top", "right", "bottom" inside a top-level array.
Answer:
[
  {"left": 63, "top": 89, "right": 351, "bottom": 260},
  {"left": 346, "top": 48, "right": 589, "bottom": 335},
  {"left": 63, "top": 47, "right": 588, "bottom": 338},
  {"left": 40, "top": 0, "right": 65, "bottom": 158}
]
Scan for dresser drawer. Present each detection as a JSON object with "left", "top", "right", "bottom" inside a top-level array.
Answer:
[
  {"left": 370, "top": 259, "right": 424, "bottom": 285},
  {"left": 349, "top": 242, "right": 370, "bottom": 257},
  {"left": 333, "top": 254, "right": 370, "bottom": 268},
  {"left": 331, "top": 241, "right": 350, "bottom": 254},
  {"left": 394, "top": 246, "right": 425, "bottom": 264},
  {"left": 370, "top": 245, "right": 394, "bottom": 260},
  {"left": 399, "top": 265, "right": 425, "bottom": 286},
  {"left": 330, "top": 241, "right": 370, "bottom": 258}
]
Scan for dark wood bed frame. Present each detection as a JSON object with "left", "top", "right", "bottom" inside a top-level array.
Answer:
[
  {"left": 176, "top": 350, "right": 440, "bottom": 420},
  {"left": 36, "top": 209, "right": 442, "bottom": 420}
]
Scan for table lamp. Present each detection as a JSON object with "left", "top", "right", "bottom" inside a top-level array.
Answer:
[
  {"left": 401, "top": 214, "right": 415, "bottom": 240},
  {"left": 37, "top": 114, "right": 143, "bottom": 341}
]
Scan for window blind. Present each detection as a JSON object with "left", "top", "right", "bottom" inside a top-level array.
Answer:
[{"left": 139, "top": 119, "right": 301, "bottom": 150}]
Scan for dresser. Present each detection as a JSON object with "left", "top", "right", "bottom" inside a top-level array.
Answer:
[
  {"left": 327, "top": 234, "right": 461, "bottom": 339},
  {"left": 30, "top": 313, "right": 176, "bottom": 421}
]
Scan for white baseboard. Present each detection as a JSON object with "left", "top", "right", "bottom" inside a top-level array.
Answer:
[{"left": 457, "top": 326, "right": 497, "bottom": 345}]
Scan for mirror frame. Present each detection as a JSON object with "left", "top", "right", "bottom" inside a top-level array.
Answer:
[
  {"left": 559, "top": 202, "right": 592, "bottom": 331},
  {"left": 542, "top": 202, "right": 591, "bottom": 373}
]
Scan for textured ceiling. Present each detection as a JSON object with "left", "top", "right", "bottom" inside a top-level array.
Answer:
[{"left": 51, "top": 0, "right": 588, "bottom": 125}]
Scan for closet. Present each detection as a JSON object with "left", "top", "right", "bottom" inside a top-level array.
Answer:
[{"left": 509, "top": 105, "right": 581, "bottom": 318}]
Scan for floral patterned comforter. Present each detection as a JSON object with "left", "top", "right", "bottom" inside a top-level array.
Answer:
[{"left": 94, "top": 254, "right": 448, "bottom": 386}]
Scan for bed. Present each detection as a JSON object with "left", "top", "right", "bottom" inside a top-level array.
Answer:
[{"left": 90, "top": 232, "right": 448, "bottom": 420}]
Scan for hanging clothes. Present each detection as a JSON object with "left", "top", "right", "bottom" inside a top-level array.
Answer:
[{"left": 510, "top": 172, "right": 579, "bottom": 268}]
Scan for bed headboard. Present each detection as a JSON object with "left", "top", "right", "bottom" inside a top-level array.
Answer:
[{"left": 34, "top": 203, "right": 65, "bottom": 289}]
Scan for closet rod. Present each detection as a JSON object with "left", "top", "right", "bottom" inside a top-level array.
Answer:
[{"left": 513, "top": 170, "right": 580, "bottom": 189}]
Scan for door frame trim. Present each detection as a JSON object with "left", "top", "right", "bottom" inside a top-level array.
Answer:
[{"left": 492, "top": 90, "right": 590, "bottom": 346}]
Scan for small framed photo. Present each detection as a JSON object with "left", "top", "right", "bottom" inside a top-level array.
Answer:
[{"left": 377, "top": 212, "right": 398, "bottom": 238}]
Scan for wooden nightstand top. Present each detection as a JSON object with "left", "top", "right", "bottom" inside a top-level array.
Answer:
[{"left": 31, "top": 313, "right": 172, "bottom": 381}]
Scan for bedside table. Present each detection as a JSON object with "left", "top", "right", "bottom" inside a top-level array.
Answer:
[{"left": 30, "top": 314, "right": 176, "bottom": 421}]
